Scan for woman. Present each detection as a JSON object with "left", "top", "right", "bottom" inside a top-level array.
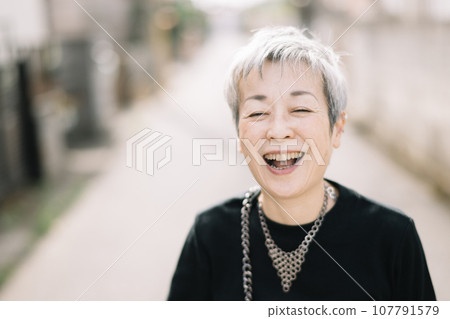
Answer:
[{"left": 168, "top": 26, "right": 435, "bottom": 301}]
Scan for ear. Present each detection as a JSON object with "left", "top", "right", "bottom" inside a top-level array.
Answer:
[{"left": 332, "top": 111, "right": 346, "bottom": 149}]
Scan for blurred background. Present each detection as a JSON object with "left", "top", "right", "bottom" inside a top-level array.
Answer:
[{"left": 0, "top": 0, "right": 449, "bottom": 300}]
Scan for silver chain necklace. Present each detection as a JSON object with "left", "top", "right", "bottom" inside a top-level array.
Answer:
[{"left": 240, "top": 183, "right": 336, "bottom": 301}]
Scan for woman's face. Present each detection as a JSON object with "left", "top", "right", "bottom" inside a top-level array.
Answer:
[{"left": 238, "top": 61, "right": 345, "bottom": 200}]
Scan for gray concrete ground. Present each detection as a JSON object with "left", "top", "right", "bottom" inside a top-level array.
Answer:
[{"left": 0, "top": 30, "right": 449, "bottom": 301}]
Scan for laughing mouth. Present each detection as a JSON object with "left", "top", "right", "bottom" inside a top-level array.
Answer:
[{"left": 263, "top": 152, "right": 305, "bottom": 170}]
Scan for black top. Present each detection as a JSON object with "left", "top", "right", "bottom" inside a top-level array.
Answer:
[{"left": 168, "top": 181, "right": 436, "bottom": 301}]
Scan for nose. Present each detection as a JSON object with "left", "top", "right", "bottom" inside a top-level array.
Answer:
[{"left": 266, "top": 111, "right": 295, "bottom": 140}]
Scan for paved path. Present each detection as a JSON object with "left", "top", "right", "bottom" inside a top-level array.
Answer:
[{"left": 1, "top": 30, "right": 449, "bottom": 301}]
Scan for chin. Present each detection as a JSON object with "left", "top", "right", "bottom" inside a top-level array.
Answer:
[
  {"left": 253, "top": 171, "right": 306, "bottom": 200},
  {"left": 250, "top": 162, "right": 325, "bottom": 200},
  {"left": 265, "top": 186, "right": 302, "bottom": 200}
]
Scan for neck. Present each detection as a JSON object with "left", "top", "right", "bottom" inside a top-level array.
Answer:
[{"left": 259, "top": 180, "right": 332, "bottom": 225}]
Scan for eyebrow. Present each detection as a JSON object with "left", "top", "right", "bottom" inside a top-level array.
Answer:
[
  {"left": 244, "top": 90, "right": 318, "bottom": 103},
  {"left": 290, "top": 90, "right": 318, "bottom": 101},
  {"left": 244, "top": 94, "right": 266, "bottom": 102}
]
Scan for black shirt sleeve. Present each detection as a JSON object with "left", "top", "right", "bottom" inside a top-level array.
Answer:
[
  {"left": 167, "top": 216, "right": 212, "bottom": 300},
  {"left": 392, "top": 219, "right": 436, "bottom": 300}
]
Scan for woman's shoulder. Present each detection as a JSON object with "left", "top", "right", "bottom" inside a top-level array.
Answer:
[
  {"left": 194, "top": 194, "right": 245, "bottom": 230},
  {"left": 333, "top": 181, "right": 414, "bottom": 231},
  {"left": 188, "top": 194, "right": 247, "bottom": 246}
]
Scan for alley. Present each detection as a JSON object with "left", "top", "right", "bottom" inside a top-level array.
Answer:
[{"left": 1, "top": 29, "right": 449, "bottom": 301}]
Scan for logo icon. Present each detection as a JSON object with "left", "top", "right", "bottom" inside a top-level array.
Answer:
[{"left": 126, "top": 128, "right": 172, "bottom": 175}]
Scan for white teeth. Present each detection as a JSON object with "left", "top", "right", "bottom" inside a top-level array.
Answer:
[{"left": 263, "top": 152, "right": 301, "bottom": 161}]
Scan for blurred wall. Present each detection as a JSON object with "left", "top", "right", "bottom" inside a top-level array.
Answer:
[
  {"left": 342, "top": 0, "right": 450, "bottom": 196},
  {"left": 0, "top": 0, "right": 208, "bottom": 203},
  {"left": 0, "top": 0, "right": 51, "bottom": 201}
]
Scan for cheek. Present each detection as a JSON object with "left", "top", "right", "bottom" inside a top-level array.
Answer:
[
  {"left": 238, "top": 126, "right": 253, "bottom": 155},
  {"left": 300, "top": 123, "right": 333, "bottom": 158},
  {"left": 238, "top": 122, "right": 261, "bottom": 142},
  {"left": 320, "top": 133, "right": 334, "bottom": 162},
  {"left": 295, "top": 118, "right": 327, "bottom": 139}
]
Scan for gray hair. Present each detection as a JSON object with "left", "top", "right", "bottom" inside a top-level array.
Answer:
[{"left": 224, "top": 26, "right": 347, "bottom": 131}]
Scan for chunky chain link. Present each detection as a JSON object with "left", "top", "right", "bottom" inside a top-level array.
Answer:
[
  {"left": 258, "top": 188, "right": 328, "bottom": 293},
  {"left": 241, "top": 183, "right": 335, "bottom": 300},
  {"left": 241, "top": 186, "right": 260, "bottom": 301}
]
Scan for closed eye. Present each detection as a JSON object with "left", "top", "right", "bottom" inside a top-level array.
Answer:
[
  {"left": 247, "top": 112, "right": 268, "bottom": 118},
  {"left": 292, "top": 108, "right": 311, "bottom": 113}
]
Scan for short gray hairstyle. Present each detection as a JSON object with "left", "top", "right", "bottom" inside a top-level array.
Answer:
[{"left": 224, "top": 26, "right": 347, "bottom": 131}]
